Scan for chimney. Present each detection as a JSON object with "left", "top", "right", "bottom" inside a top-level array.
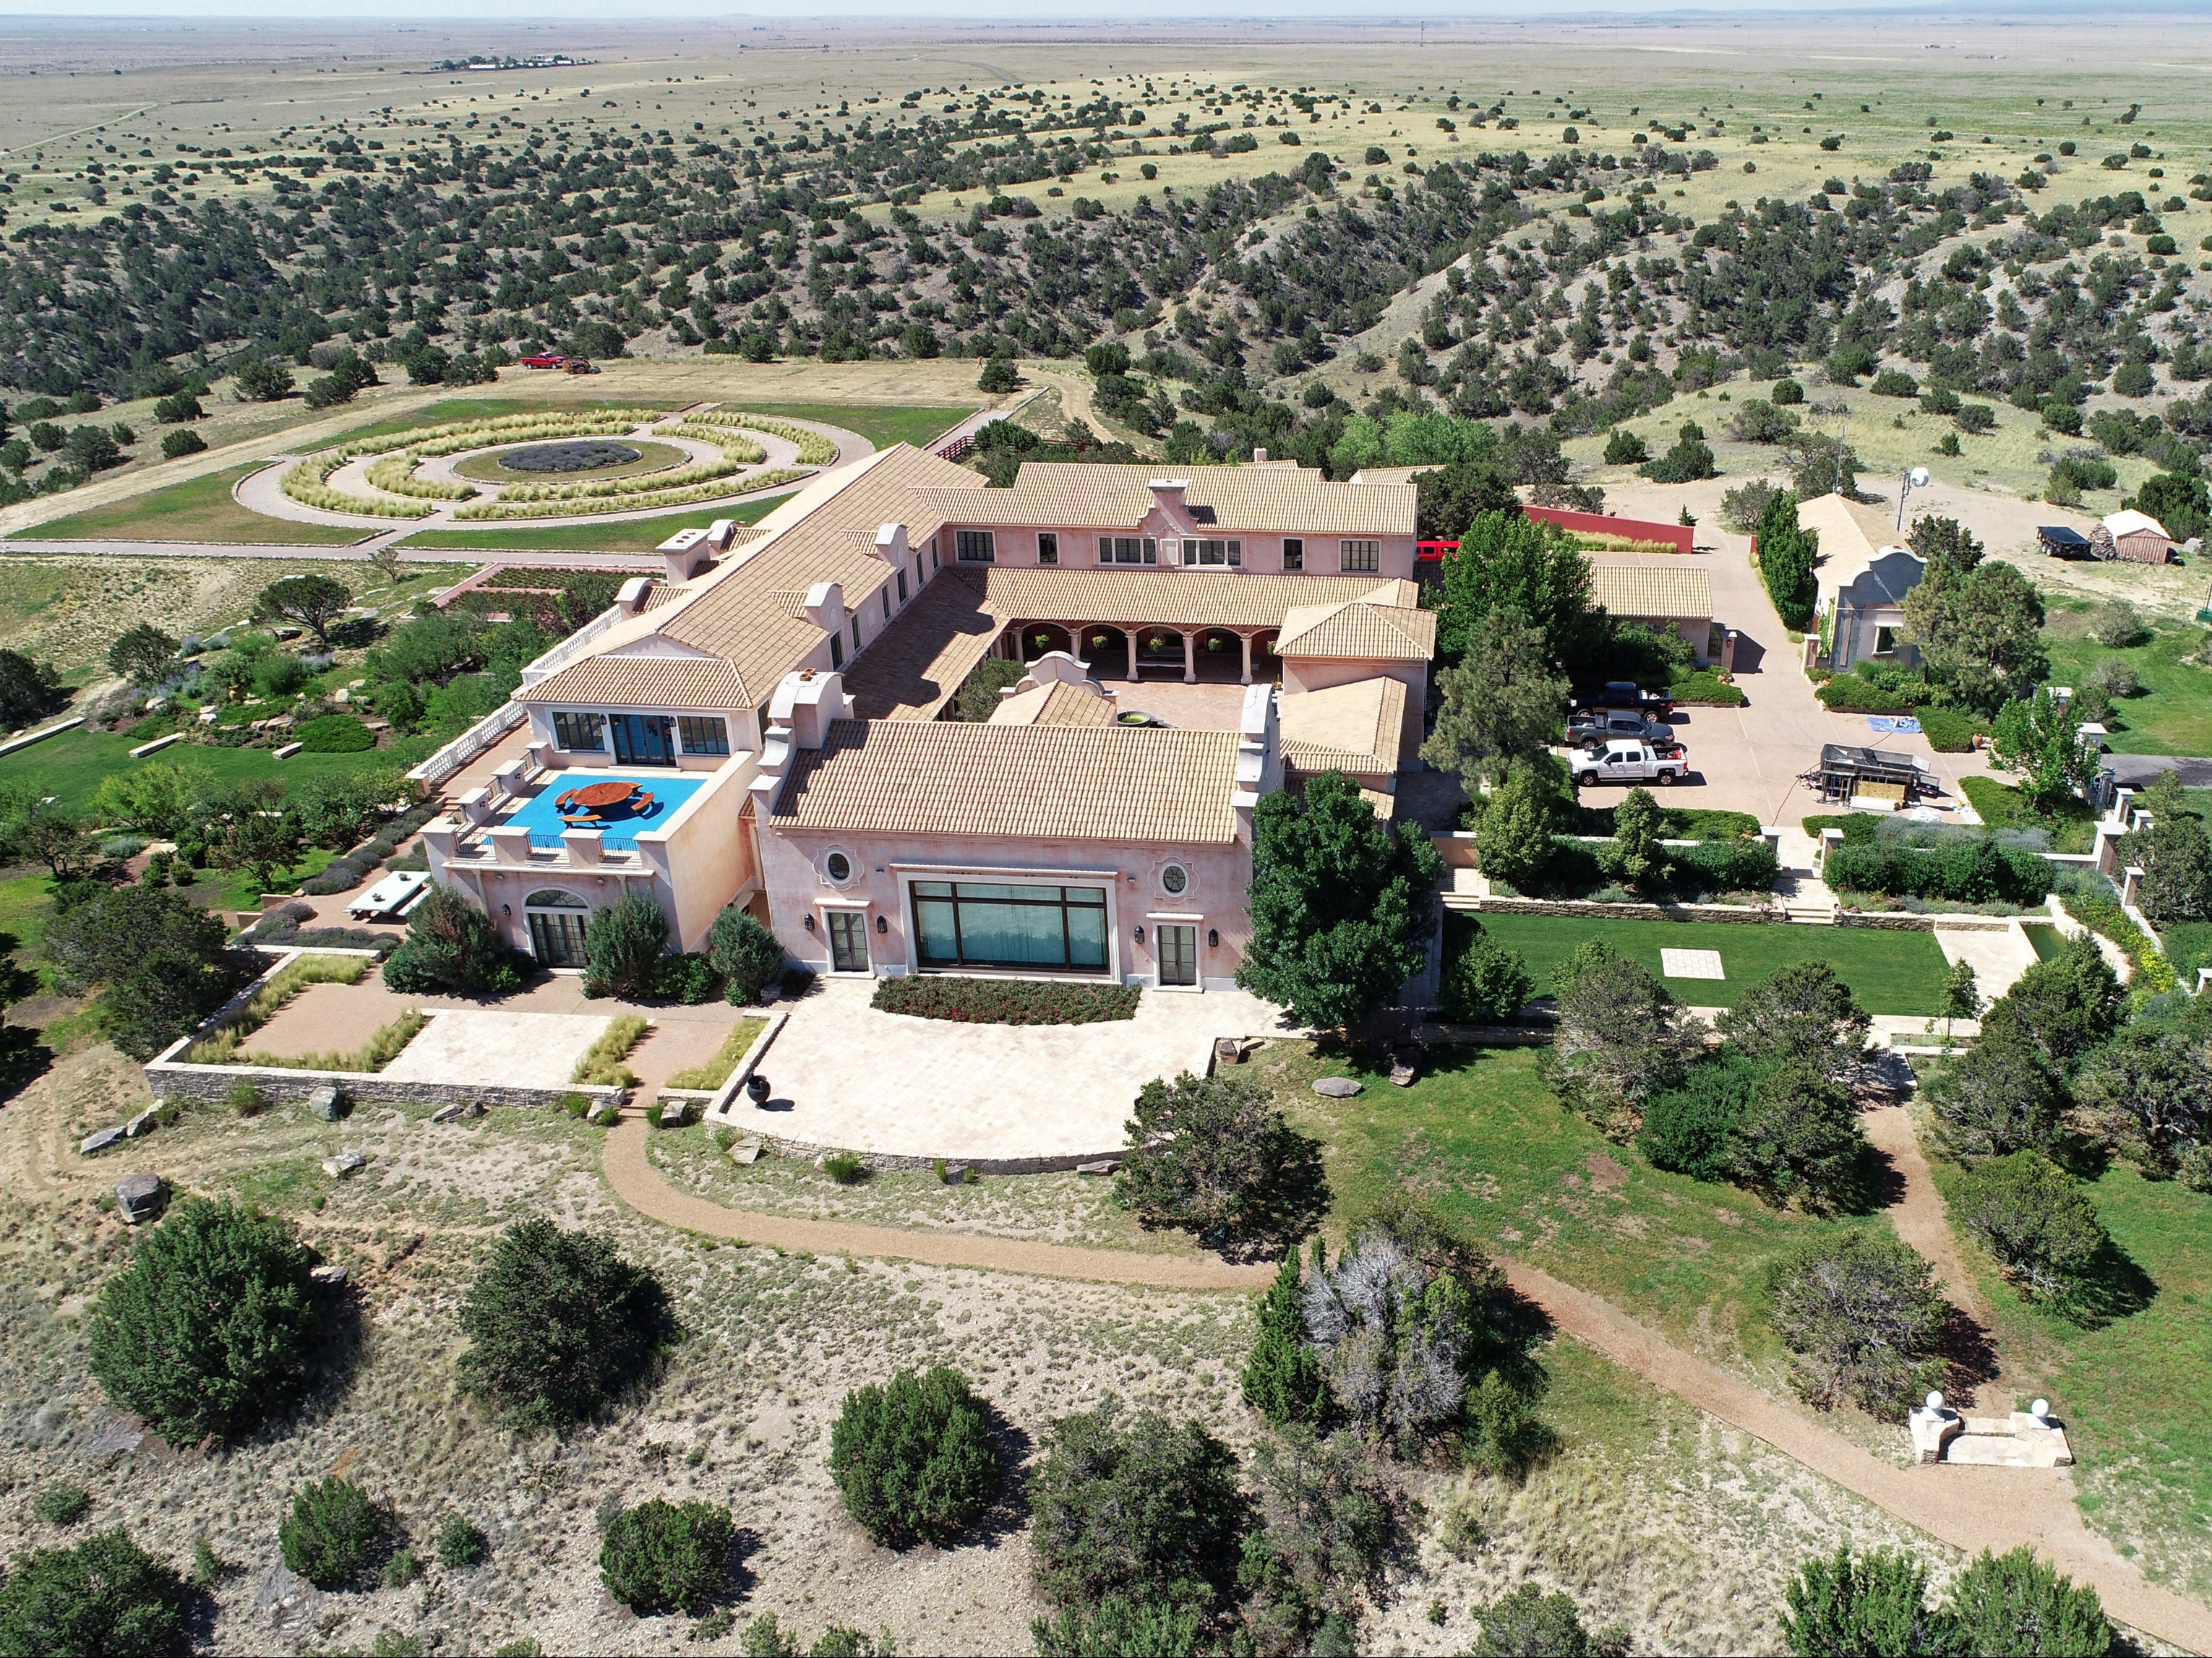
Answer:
[
  {"left": 615, "top": 576, "right": 652, "bottom": 617},
  {"left": 768, "top": 667, "right": 851, "bottom": 750},
  {"left": 706, "top": 517, "right": 737, "bottom": 551},
  {"left": 1147, "top": 478, "right": 1190, "bottom": 520},
  {"left": 657, "top": 525, "right": 713, "bottom": 583},
  {"left": 802, "top": 581, "right": 846, "bottom": 636},
  {"left": 873, "top": 522, "right": 910, "bottom": 564},
  {"left": 1252, "top": 447, "right": 1268, "bottom": 464}
]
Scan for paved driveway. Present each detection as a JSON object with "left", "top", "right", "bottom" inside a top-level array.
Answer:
[{"left": 1576, "top": 496, "right": 1995, "bottom": 827}]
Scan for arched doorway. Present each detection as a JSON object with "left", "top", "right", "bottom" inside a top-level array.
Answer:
[
  {"left": 1193, "top": 629, "right": 1243, "bottom": 682},
  {"left": 1018, "top": 622, "right": 1074, "bottom": 663},
  {"left": 1136, "top": 626, "right": 1186, "bottom": 678},
  {"left": 524, "top": 888, "right": 592, "bottom": 968},
  {"left": 1079, "top": 624, "right": 1133, "bottom": 681}
]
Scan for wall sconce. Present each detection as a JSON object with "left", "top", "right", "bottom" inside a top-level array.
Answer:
[
  {"left": 1208, "top": 928, "right": 1219, "bottom": 948},
  {"left": 1133, "top": 924, "right": 1145, "bottom": 942},
  {"left": 501, "top": 903, "right": 511, "bottom": 916},
  {"left": 803, "top": 914, "right": 816, "bottom": 932},
  {"left": 875, "top": 914, "right": 888, "bottom": 934}
]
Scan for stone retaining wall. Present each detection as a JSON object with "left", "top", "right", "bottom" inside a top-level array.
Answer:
[
  {"left": 145, "top": 1052, "right": 625, "bottom": 1114},
  {"left": 1468, "top": 895, "right": 1784, "bottom": 924},
  {"left": 698, "top": 1128, "right": 1118, "bottom": 1177},
  {"left": 1837, "top": 912, "right": 2018, "bottom": 932}
]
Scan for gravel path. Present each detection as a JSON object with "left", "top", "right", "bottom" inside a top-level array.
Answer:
[
  {"left": 601, "top": 1111, "right": 1274, "bottom": 1292},
  {"left": 602, "top": 1110, "right": 2212, "bottom": 1651}
]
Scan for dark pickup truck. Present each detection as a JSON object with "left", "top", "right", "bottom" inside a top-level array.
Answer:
[{"left": 1570, "top": 680, "right": 1674, "bottom": 719}]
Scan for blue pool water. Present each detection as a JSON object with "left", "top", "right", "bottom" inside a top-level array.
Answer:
[{"left": 503, "top": 772, "right": 708, "bottom": 851}]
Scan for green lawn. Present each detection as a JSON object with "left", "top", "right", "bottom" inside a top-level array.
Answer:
[
  {"left": 0, "top": 726, "right": 406, "bottom": 815},
  {"left": 2043, "top": 624, "right": 2212, "bottom": 757},
  {"left": 1474, "top": 911, "right": 1951, "bottom": 1014},
  {"left": 1934, "top": 1161, "right": 2212, "bottom": 1601},
  {"left": 9, "top": 465, "right": 368, "bottom": 546},
  {"left": 731, "top": 402, "right": 978, "bottom": 451},
  {"left": 1956, "top": 776, "right": 2099, "bottom": 854},
  {"left": 395, "top": 491, "right": 786, "bottom": 554},
  {"left": 1269, "top": 1041, "right": 1897, "bottom": 1382}
]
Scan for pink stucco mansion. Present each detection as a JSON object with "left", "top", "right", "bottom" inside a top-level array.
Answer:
[{"left": 419, "top": 443, "right": 1433, "bottom": 992}]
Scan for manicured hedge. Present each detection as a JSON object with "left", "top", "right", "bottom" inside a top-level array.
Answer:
[
  {"left": 871, "top": 975, "right": 1139, "bottom": 1026},
  {"left": 1825, "top": 838, "right": 2052, "bottom": 904},
  {"left": 1916, "top": 707, "right": 1980, "bottom": 753},
  {"left": 1669, "top": 671, "right": 1747, "bottom": 707},
  {"left": 297, "top": 714, "right": 374, "bottom": 754},
  {"left": 1676, "top": 836, "right": 1781, "bottom": 891},
  {"left": 1814, "top": 678, "right": 1919, "bottom": 712}
]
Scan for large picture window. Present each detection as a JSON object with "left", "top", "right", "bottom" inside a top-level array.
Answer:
[
  {"left": 956, "top": 530, "right": 995, "bottom": 563},
  {"left": 1180, "top": 538, "right": 1241, "bottom": 567},
  {"left": 1340, "top": 539, "right": 1379, "bottom": 572},
  {"left": 1098, "top": 536, "right": 1154, "bottom": 565},
  {"left": 911, "top": 880, "right": 1109, "bottom": 973},
  {"left": 678, "top": 716, "right": 729, "bottom": 755},
  {"left": 551, "top": 711, "right": 605, "bottom": 751}
]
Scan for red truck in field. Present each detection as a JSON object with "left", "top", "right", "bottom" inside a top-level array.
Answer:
[{"left": 519, "top": 352, "right": 567, "bottom": 369}]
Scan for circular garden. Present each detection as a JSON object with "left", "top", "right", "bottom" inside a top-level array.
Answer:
[{"left": 453, "top": 438, "right": 689, "bottom": 484}]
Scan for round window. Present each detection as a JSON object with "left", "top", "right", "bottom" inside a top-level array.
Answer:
[
  {"left": 826, "top": 851, "right": 852, "bottom": 882},
  {"left": 1161, "top": 864, "right": 1188, "bottom": 895}
]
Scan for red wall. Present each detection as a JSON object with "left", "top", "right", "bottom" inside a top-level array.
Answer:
[{"left": 1522, "top": 505, "right": 1693, "bottom": 555}]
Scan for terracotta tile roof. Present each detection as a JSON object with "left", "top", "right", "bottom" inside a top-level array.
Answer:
[
  {"left": 648, "top": 445, "right": 988, "bottom": 704},
  {"left": 771, "top": 720, "right": 1243, "bottom": 843},
  {"left": 640, "top": 584, "right": 692, "bottom": 613},
  {"left": 1584, "top": 561, "right": 1712, "bottom": 622},
  {"left": 518, "top": 655, "right": 753, "bottom": 708},
  {"left": 1276, "top": 594, "right": 1436, "bottom": 661},
  {"left": 841, "top": 570, "right": 1000, "bottom": 721},
  {"left": 1279, "top": 678, "right": 1407, "bottom": 777},
  {"left": 976, "top": 569, "right": 1416, "bottom": 631},
  {"left": 919, "top": 462, "right": 1416, "bottom": 536},
  {"left": 990, "top": 680, "right": 1118, "bottom": 727}
]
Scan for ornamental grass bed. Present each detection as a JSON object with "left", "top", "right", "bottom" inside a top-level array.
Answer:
[{"left": 870, "top": 976, "right": 1139, "bottom": 1026}]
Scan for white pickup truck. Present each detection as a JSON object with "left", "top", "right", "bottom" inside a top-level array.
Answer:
[{"left": 1565, "top": 738, "right": 1687, "bottom": 788}]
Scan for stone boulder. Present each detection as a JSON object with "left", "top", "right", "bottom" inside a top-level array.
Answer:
[{"left": 1311, "top": 1077, "right": 1363, "bottom": 1098}]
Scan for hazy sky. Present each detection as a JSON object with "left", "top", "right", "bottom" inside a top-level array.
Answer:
[{"left": 0, "top": 0, "right": 2129, "bottom": 17}]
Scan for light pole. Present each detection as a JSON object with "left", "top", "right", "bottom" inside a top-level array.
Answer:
[{"left": 1895, "top": 465, "right": 1929, "bottom": 533}]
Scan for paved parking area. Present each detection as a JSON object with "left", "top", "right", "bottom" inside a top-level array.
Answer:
[
  {"left": 716, "top": 977, "right": 1298, "bottom": 1161},
  {"left": 1572, "top": 499, "right": 1997, "bottom": 827}
]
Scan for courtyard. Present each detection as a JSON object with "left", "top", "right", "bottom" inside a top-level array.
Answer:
[{"left": 716, "top": 976, "right": 1296, "bottom": 1164}]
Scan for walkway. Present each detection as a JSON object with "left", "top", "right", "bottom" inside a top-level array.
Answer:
[
  {"left": 598, "top": 1115, "right": 2212, "bottom": 1652},
  {"left": 601, "top": 1113, "right": 1277, "bottom": 1291}
]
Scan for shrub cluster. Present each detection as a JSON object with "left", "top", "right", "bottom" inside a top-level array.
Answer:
[
  {"left": 1825, "top": 837, "right": 2052, "bottom": 904},
  {"left": 828, "top": 1366, "right": 1000, "bottom": 1545},
  {"left": 870, "top": 975, "right": 1139, "bottom": 1026},
  {"left": 455, "top": 1219, "right": 677, "bottom": 1429},
  {"left": 0, "top": 1529, "right": 187, "bottom": 1658},
  {"left": 599, "top": 1499, "right": 733, "bottom": 1615},
  {"left": 1786, "top": 1545, "right": 2110, "bottom": 1658},
  {"left": 87, "top": 1198, "right": 325, "bottom": 1443},
  {"left": 279, "top": 1477, "right": 385, "bottom": 1589}
]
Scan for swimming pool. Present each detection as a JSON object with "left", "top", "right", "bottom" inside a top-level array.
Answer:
[{"left": 502, "top": 771, "right": 708, "bottom": 851}]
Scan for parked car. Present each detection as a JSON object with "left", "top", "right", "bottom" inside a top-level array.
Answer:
[
  {"left": 519, "top": 352, "right": 567, "bottom": 369},
  {"left": 564, "top": 358, "right": 600, "bottom": 375},
  {"left": 1566, "top": 739, "right": 1687, "bottom": 787},
  {"left": 1569, "top": 710, "right": 1684, "bottom": 755},
  {"left": 1570, "top": 680, "right": 1674, "bottom": 718}
]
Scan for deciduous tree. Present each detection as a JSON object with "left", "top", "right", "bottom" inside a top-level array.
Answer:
[{"left": 1238, "top": 772, "right": 1441, "bottom": 1029}]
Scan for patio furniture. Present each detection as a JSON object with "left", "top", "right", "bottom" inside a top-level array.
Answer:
[
  {"left": 348, "top": 869, "right": 431, "bottom": 922},
  {"left": 556, "top": 779, "right": 652, "bottom": 824}
]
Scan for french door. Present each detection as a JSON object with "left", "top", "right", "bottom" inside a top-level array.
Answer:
[
  {"left": 826, "top": 911, "right": 871, "bottom": 974},
  {"left": 1157, "top": 924, "right": 1199, "bottom": 987},
  {"left": 609, "top": 713, "right": 675, "bottom": 766}
]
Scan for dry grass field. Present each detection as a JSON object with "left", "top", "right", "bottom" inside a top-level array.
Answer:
[{"left": 0, "top": 1041, "right": 1954, "bottom": 1657}]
